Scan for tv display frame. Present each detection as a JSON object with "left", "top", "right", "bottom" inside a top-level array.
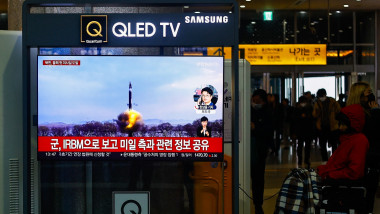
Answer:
[{"left": 37, "top": 55, "right": 224, "bottom": 161}]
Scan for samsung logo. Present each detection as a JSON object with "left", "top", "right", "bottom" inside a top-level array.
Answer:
[{"left": 185, "top": 16, "right": 229, "bottom": 24}]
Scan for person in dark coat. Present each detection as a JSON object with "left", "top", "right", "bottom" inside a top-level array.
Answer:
[
  {"left": 294, "top": 96, "right": 314, "bottom": 168},
  {"left": 251, "top": 89, "right": 274, "bottom": 214},
  {"left": 268, "top": 94, "right": 282, "bottom": 155},
  {"left": 280, "top": 98, "right": 292, "bottom": 144},
  {"left": 196, "top": 116, "right": 212, "bottom": 137}
]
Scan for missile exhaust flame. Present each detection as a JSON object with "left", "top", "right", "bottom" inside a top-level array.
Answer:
[
  {"left": 126, "top": 109, "right": 142, "bottom": 129},
  {"left": 115, "top": 82, "right": 143, "bottom": 133}
]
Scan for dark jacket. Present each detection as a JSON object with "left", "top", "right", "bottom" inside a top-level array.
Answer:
[
  {"left": 363, "top": 108, "right": 380, "bottom": 168},
  {"left": 313, "top": 97, "right": 341, "bottom": 132},
  {"left": 251, "top": 104, "right": 274, "bottom": 165},
  {"left": 269, "top": 103, "right": 282, "bottom": 131},
  {"left": 196, "top": 126, "right": 212, "bottom": 137},
  {"left": 317, "top": 104, "right": 369, "bottom": 180},
  {"left": 251, "top": 105, "right": 274, "bottom": 142},
  {"left": 294, "top": 104, "right": 314, "bottom": 138}
]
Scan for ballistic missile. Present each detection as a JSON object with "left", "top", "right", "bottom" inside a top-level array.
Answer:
[{"left": 129, "top": 82, "right": 132, "bottom": 110}]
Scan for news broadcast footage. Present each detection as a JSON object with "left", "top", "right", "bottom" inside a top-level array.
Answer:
[{"left": 38, "top": 56, "right": 223, "bottom": 161}]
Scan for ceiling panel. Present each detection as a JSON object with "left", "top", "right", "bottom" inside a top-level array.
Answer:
[
  {"left": 239, "top": 0, "right": 380, "bottom": 10},
  {"left": 1, "top": 0, "right": 380, "bottom": 13}
]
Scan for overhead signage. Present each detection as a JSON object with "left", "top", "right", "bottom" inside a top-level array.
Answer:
[
  {"left": 263, "top": 11, "right": 273, "bottom": 21},
  {"left": 208, "top": 45, "right": 327, "bottom": 65},
  {"left": 239, "top": 44, "right": 327, "bottom": 65},
  {"left": 78, "top": 14, "right": 233, "bottom": 45}
]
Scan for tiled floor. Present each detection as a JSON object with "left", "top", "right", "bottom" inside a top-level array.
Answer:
[{"left": 255, "top": 141, "right": 380, "bottom": 214}]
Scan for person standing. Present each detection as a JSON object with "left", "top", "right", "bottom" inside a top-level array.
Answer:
[
  {"left": 280, "top": 98, "right": 292, "bottom": 144},
  {"left": 312, "top": 89, "right": 341, "bottom": 161},
  {"left": 294, "top": 96, "right": 314, "bottom": 168},
  {"left": 268, "top": 94, "right": 281, "bottom": 155},
  {"left": 304, "top": 91, "right": 314, "bottom": 106},
  {"left": 346, "top": 82, "right": 380, "bottom": 213},
  {"left": 251, "top": 89, "right": 273, "bottom": 214},
  {"left": 196, "top": 116, "right": 212, "bottom": 137}
]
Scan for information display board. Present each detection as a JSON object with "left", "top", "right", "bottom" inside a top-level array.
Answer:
[
  {"left": 240, "top": 44, "right": 327, "bottom": 65},
  {"left": 208, "top": 44, "right": 327, "bottom": 65},
  {"left": 37, "top": 55, "right": 223, "bottom": 161}
]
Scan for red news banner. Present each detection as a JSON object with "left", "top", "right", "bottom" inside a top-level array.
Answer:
[{"left": 38, "top": 137, "right": 223, "bottom": 153}]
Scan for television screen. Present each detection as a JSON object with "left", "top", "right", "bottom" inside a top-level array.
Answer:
[{"left": 38, "top": 56, "right": 223, "bottom": 161}]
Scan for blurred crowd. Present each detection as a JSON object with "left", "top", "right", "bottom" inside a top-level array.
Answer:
[
  {"left": 252, "top": 88, "right": 344, "bottom": 167},
  {"left": 250, "top": 82, "right": 380, "bottom": 214}
]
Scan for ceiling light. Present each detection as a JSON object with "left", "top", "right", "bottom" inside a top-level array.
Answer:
[
  {"left": 251, "top": 21, "right": 256, "bottom": 24},
  {"left": 240, "top": 5, "right": 246, "bottom": 8},
  {"left": 344, "top": 5, "right": 349, "bottom": 8},
  {"left": 229, "top": 11, "right": 232, "bottom": 13},
  {"left": 300, "top": 11, "right": 307, "bottom": 14},
  {"left": 319, "top": 18, "right": 323, "bottom": 21},
  {"left": 194, "top": 11, "right": 201, "bottom": 14},
  {"left": 183, "top": 5, "right": 189, "bottom": 8},
  {"left": 356, "top": 0, "right": 361, "bottom": 1},
  {"left": 246, "top": 0, "right": 252, "bottom": 1},
  {"left": 336, "top": 11, "right": 341, "bottom": 14}
]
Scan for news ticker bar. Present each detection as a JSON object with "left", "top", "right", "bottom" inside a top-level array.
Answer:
[
  {"left": 38, "top": 151, "right": 223, "bottom": 161},
  {"left": 38, "top": 136, "right": 223, "bottom": 153}
]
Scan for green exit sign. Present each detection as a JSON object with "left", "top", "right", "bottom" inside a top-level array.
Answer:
[{"left": 263, "top": 11, "right": 273, "bottom": 21}]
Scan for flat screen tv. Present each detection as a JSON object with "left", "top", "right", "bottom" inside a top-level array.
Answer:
[{"left": 38, "top": 55, "right": 223, "bottom": 161}]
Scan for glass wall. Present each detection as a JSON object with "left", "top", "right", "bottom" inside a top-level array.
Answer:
[
  {"left": 357, "top": 46, "right": 375, "bottom": 65},
  {"left": 240, "top": 11, "right": 295, "bottom": 44},
  {"left": 240, "top": 10, "right": 375, "bottom": 66},
  {"left": 241, "top": 10, "right": 376, "bottom": 107},
  {"left": 356, "top": 12, "right": 375, "bottom": 65},
  {"left": 327, "top": 46, "right": 354, "bottom": 65},
  {"left": 356, "top": 12, "right": 375, "bottom": 44},
  {"left": 297, "top": 11, "right": 328, "bottom": 44},
  {"left": 330, "top": 11, "right": 353, "bottom": 44},
  {"left": 251, "top": 73, "right": 293, "bottom": 105}
]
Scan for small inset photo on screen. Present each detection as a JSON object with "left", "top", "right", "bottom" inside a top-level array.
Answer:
[{"left": 193, "top": 85, "right": 218, "bottom": 114}]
